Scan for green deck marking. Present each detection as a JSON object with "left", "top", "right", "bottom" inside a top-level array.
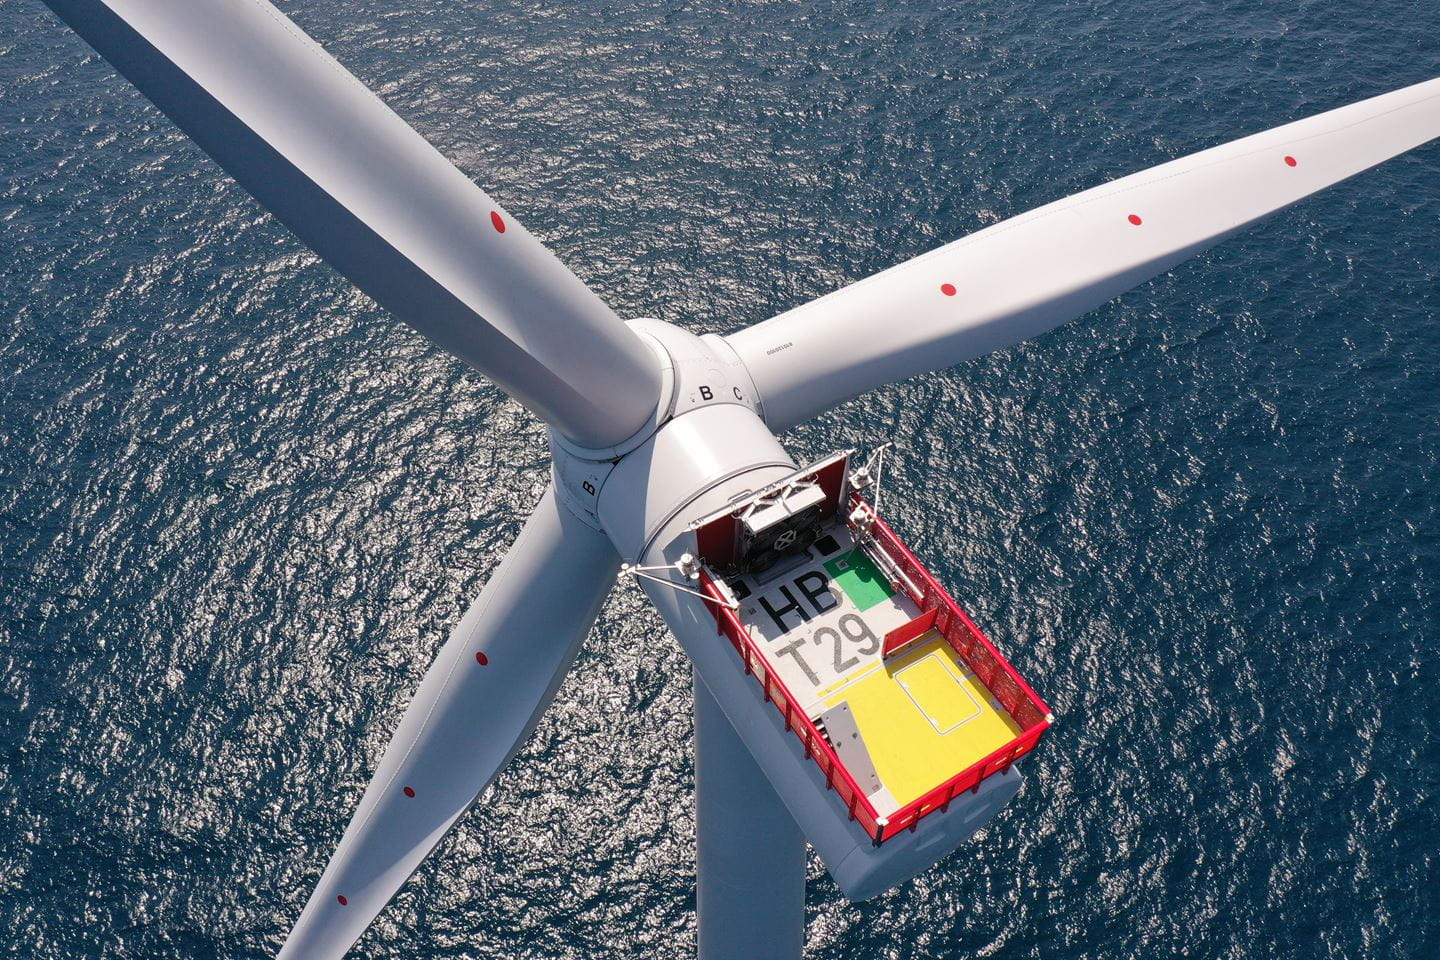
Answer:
[{"left": 824, "top": 550, "right": 895, "bottom": 611}]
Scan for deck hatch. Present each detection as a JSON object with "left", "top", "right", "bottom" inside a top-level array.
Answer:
[{"left": 895, "top": 653, "right": 983, "bottom": 735}]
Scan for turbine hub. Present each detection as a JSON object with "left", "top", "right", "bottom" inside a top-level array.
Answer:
[{"left": 550, "top": 318, "right": 769, "bottom": 531}]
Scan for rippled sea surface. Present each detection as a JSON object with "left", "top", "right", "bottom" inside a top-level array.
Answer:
[{"left": 2, "top": 1, "right": 1438, "bottom": 957}]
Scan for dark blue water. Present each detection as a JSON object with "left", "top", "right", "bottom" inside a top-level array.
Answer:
[{"left": 2, "top": 1, "right": 1437, "bottom": 957}]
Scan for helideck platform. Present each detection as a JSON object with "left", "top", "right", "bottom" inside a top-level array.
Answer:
[{"left": 691, "top": 451, "right": 1051, "bottom": 843}]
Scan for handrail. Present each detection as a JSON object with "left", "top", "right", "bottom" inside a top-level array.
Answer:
[
  {"left": 857, "top": 495, "right": 1051, "bottom": 728},
  {"left": 855, "top": 494, "right": 1053, "bottom": 839},
  {"left": 697, "top": 570, "right": 886, "bottom": 842},
  {"left": 878, "top": 720, "right": 1048, "bottom": 838}
]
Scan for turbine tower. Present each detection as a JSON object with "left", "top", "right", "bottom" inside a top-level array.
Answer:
[{"left": 30, "top": 2, "right": 1440, "bottom": 957}]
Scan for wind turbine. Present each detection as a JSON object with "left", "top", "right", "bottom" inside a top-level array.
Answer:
[{"left": 27, "top": 1, "right": 1440, "bottom": 958}]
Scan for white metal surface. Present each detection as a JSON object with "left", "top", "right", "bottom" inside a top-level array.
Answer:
[
  {"left": 733, "top": 525, "right": 914, "bottom": 703},
  {"left": 626, "top": 319, "right": 763, "bottom": 421},
  {"left": 727, "top": 77, "right": 1440, "bottom": 431},
  {"left": 41, "top": 0, "right": 661, "bottom": 448},
  {"left": 278, "top": 485, "right": 618, "bottom": 960},
  {"left": 597, "top": 403, "right": 797, "bottom": 562},
  {"left": 694, "top": 670, "right": 805, "bottom": 960}
]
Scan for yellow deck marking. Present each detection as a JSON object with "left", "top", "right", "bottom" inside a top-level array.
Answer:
[
  {"left": 823, "top": 631, "right": 1022, "bottom": 809},
  {"left": 813, "top": 659, "right": 883, "bottom": 702},
  {"left": 895, "top": 654, "right": 982, "bottom": 733}
]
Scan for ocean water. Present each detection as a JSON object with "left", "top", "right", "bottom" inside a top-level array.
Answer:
[{"left": 2, "top": 1, "right": 1437, "bottom": 957}]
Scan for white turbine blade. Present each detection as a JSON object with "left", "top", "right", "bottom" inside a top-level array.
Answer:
[
  {"left": 278, "top": 485, "right": 617, "bottom": 959},
  {"left": 726, "top": 77, "right": 1440, "bottom": 431},
  {"left": 42, "top": 0, "right": 659, "bottom": 448}
]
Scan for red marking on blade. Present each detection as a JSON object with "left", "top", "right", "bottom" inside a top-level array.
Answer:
[
  {"left": 491, "top": 211, "right": 506, "bottom": 233},
  {"left": 940, "top": 283, "right": 957, "bottom": 297},
  {"left": 403, "top": 786, "right": 415, "bottom": 798},
  {"left": 1128, "top": 214, "right": 1143, "bottom": 226},
  {"left": 337, "top": 895, "right": 348, "bottom": 906},
  {"left": 475, "top": 651, "right": 489, "bottom": 666},
  {"left": 1284, "top": 155, "right": 1297, "bottom": 167}
]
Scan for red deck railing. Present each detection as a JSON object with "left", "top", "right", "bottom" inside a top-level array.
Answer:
[
  {"left": 698, "top": 497, "right": 1051, "bottom": 844},
  {"left": 698, "top": 569, "right": 886, "bottom": 841},
  {"left": 855, "top": 496, "right": 1052, "bottom": 840}
]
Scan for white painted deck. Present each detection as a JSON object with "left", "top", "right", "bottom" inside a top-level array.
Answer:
[{"left": 727, "top": 524, "right": 920, "bottom": 715}]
